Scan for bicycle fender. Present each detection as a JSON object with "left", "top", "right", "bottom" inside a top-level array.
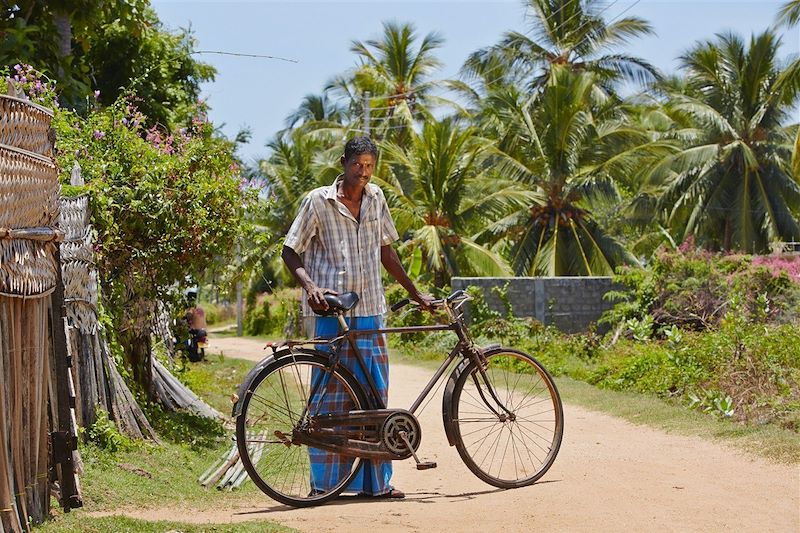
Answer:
[{"left": 441, "top": 359, "right": 470, "bottom": 447}]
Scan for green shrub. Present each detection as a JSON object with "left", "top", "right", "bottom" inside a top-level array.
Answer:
[
  {"left": 244, "top": 298, "right": 271, "bottom": 336},
  {"left": 242, "top": 288, "right": 301, "bottom": 337},
  {"left": 603, "top": 247, "right": 800, "bottom": 332},
  {"left": 86, "top": 409, "right": 134, "bottom": 453},
  {"left": 201, "top": 302, "right": 236, "bottom": 325}
]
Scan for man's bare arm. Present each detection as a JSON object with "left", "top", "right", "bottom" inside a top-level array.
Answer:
[
  {"left": 380, "top": 245, "right": 434, "bottom": 310},
  {"left": 281, "top": 245, "right": 336, "bottom": 311}
]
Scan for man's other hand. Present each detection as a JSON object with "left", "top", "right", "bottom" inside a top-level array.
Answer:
[
  {"left": 412, "top": 292, "right": 436, "bottom": 313},
  {"left": 306, "top": 284, "right": 338, "bottom": 312}
]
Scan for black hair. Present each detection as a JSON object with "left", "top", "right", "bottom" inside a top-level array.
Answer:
[{"left": 343, "top": 136, "right": 378, "bottom": 161}]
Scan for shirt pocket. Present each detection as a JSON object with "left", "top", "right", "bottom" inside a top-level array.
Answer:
[{"left": 361, "top": 218, "right": 381, "bottom": 255}]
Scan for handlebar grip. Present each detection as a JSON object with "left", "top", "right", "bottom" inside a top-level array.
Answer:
[
  {"left": 447, "top": 289, "right": 466, "bottom": 302},
  {"left": 390, "top": 298, "right": 410, "bottom": 312}
]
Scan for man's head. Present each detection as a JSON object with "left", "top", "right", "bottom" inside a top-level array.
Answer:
[
  {"left": 340, "top": 136, "right": 378, "bottom": 189},
  {"left": 343, "top": 136, "right": 377, "bottom": 162}
]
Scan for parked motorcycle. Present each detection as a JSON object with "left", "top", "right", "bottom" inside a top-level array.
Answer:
[
  {"left": 184, "top": 327, "right": 208, "bottom": 362},
  {"left": 177, "top": 288, "right": 208, "bottom": 362}
]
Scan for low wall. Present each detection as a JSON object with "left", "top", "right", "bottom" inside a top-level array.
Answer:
[{"left": 451, "top": 277, "right": 620, "bottom": 333}]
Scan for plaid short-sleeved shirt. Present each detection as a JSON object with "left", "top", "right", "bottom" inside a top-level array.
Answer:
[{"left": 284, "top": 175, "right": 400, "bottom": 317}]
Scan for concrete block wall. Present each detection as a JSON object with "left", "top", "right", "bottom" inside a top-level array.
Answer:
[{"left": 451, "top": 277, "right": 620, "bottom": 333}]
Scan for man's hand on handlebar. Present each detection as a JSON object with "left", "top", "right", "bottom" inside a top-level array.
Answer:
[{"left": 411, "top": 292, "right": 437, "bottom": 313}]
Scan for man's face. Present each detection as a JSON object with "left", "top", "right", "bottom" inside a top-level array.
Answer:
[{"left": 341, "top": 153, "right": 376, "bottom": 188}]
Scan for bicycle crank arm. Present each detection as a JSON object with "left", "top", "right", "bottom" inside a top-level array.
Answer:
[{"left": 398, "top": 431, "right": 436, "bottom": 470}]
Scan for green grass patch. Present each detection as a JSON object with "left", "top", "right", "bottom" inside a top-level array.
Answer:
[
  {"left": 174, "top": 354, "right": 255, "bottom": 414},
  {"left": 37, "top": 514, "right": 295, "bottom": 533}
]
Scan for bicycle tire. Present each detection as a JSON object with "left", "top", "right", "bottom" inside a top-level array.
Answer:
[
  {"left": 449, "top": 348, "right": 563, "bottom": 488},
  {"left": 235, "top": 350, "right": 369, "bottom": 507}
]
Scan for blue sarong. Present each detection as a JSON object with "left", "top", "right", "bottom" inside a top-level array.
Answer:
[{"left": 309, "top": 315, "right": 393, "bottom": 495}]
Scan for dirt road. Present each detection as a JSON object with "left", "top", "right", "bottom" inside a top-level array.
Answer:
[{"left": 132, "top": 336, "right": 800, "bottom": 532}]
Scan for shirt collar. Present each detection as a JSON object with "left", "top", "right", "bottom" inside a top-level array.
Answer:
[{"left": 326, "top": 174, "right": 376, "bottom": 201}]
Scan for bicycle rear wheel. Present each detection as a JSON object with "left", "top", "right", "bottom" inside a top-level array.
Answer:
[
  {"left": 235, "top": 351, "right": 369, "bottom": 507},
  {"left": 450, "top": 348, "right": 563, "bottom": 488}
]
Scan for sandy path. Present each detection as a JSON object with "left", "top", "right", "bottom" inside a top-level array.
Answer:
[{"left": 112, "top": 336, "right": 800, "bottom": 532}]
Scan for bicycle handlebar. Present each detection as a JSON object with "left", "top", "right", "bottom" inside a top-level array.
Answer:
[{"left": 389, "top": 290, "right": 470, "bottom": 313}]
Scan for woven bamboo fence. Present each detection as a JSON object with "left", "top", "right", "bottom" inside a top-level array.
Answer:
[
  {"left": 0, "top": 92, "right": 80, "bottom": 531},
  {"left": 59, "top": 165, "right": 157, "bottom": 440}
]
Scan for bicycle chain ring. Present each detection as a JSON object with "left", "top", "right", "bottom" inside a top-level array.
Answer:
[{"left": 380, "top": 411, "right": 421, "bottom": 458}]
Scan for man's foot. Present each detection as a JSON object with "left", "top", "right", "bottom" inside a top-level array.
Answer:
[{"left": 371, "top": 489, "right": 405, "bottom": 499}]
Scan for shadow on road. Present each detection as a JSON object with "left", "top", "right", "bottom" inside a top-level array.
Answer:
[{"left": 234, "top": 479, "right": 562, "bottom": 515}]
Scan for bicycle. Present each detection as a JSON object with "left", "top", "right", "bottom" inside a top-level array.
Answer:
[{"left": 232, "top": 289, "right": 564, "bottom": 507}]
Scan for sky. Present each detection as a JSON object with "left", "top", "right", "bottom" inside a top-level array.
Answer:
[{"left": 151, "top": 1, "right": 800, "bottom": 165}]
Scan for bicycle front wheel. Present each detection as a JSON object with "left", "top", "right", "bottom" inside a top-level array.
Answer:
[
  {"left": 235, "top": 351, "right": 369, "bottom": 507},
  {"left": 450, "top": 348, "right": 563, "bottom": 488}
]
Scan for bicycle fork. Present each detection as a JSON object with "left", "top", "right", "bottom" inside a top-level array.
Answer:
[{"left": 467, "top": 347, "right": 516, "bottom": 422}]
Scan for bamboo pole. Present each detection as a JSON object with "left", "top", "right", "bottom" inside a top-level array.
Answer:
[
  {"left": 0, "top": 300, "right": 23, "bottom": 532},
  {"left": 11, "top": 298, "right": 30, "bottom": 528}
]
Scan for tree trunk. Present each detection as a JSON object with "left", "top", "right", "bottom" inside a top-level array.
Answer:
[
  {"left": 723, "top": 217, "right": 733, "bottom": 252},
  {"left": 118, "top": 296, "right": 156, "bottom": 399},
  {"left": 53, "top": 10, "right": 72, "bottom": 58},
  {"left": 53, "top": 9, "right": 72, "bottom": 79},
  {"left": 123, "top": 330, "right": 152, "bottom": 397}
]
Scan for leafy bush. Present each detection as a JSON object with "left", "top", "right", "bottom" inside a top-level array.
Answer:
[
  {"left": 388, "top": 275, "right": 799, "bottom": 431},
  {"left": 243, "top": 288, "right": 300, "bottom": 337},
  {"left": 86, "top": 409, "right": 134, "bottom": 453},
  {"left": 603, "top": 247, "right": 800, "bottom": 331},
  {"left": 201, "top": 302, "right": 235, "bottom": 326}
]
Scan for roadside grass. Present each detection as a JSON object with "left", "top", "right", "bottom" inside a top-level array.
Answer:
[
  {"left": 36, "top": 515, "right": 294, "bottom": 532},
  {"left": 35, "top": 356, "right": 285, "bottom": 532},
  {"left": 213, "top": 327, "right": 277, "bottom": 343},
  {"left": 554, "top": 376, "right": 800, "bottom": 464},
  {"left": 389, "top": 348, "right": 800, "bottom": 464}
]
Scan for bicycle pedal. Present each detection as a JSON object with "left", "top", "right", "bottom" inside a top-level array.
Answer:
[{"left": 416, "top": 461, "right": 437, "bottom": 470}]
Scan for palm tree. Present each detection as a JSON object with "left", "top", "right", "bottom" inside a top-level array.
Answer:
[
  {"left": 251, "top": 129, "right": 340, "bottom": 283},
  {"left": 488, "top": 66, "right": 668, "bottom": 275},
  {"left": 778, "top": 0, "right": 800, "bottom": 27},
  {"left": 645, "top": 30, "right": 800, "bottom": 252},
  {"left": 379, "top": 118, "right": 534, "bottom": 282},
  {"left": 463, "top": 0, "right": 658, "bottom": 93},
  {"left": 329, "top": 21, "right": 445, "bottom": 142},
  {"left": 284, "top": 93, "right": 346, "bottom": 129}
]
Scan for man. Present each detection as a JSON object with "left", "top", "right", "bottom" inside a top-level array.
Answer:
[{"left": 282, "top": 136, "right": 432, "bottom": 499}]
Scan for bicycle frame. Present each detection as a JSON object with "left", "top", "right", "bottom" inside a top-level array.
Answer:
[{"left": 283, "top": 303, "right": 501, "bottom": 423}]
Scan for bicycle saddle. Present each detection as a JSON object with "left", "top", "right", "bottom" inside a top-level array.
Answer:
[{"left": 314, "top": 291, "right": 360, "bottom": 316}]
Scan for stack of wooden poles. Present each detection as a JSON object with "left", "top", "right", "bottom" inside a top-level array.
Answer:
[
  {"left": 198, "top": 433, "right": 265, "bottom": 490},
  {"left": 59, "top": 166, "right": 157, "bottom": 440}
]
